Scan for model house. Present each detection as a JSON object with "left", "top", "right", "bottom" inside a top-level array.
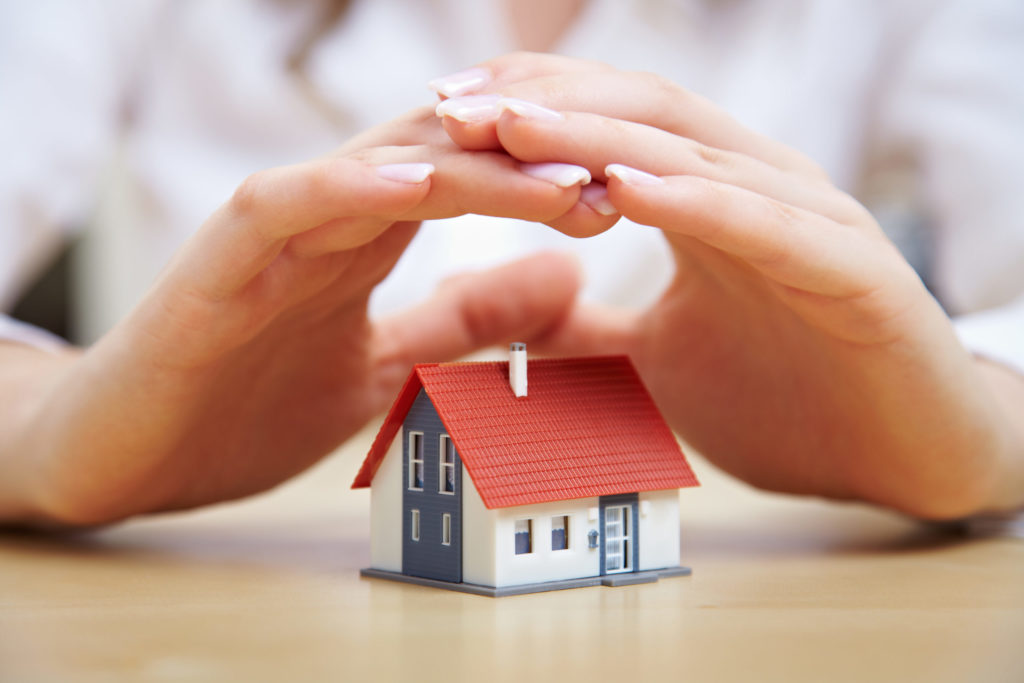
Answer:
[{"left": 352, "top": 344, "right": 700, "bottom": 596}]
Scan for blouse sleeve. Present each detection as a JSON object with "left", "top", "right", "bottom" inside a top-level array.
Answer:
[
  {"left": 872, "top": 0, "right": 1024, "bottom": 372},
  {"left": 0, "top": 314, "right": 68, "bottom": 352}
]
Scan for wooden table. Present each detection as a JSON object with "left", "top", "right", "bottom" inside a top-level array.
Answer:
[{"left": 2, "top": 430, "right": 1023, "bottom": 682}]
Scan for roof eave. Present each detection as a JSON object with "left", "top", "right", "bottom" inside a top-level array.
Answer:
[{"left": 350, "top": 366, "right": 429, "bottom": 489}]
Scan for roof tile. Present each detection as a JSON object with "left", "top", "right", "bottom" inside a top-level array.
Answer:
[{"left": 352, "top": 356, "right": 698, "bottom": 508}]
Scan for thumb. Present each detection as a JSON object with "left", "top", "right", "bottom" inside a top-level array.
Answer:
[
  {"left": 368, "top": 250, "right": 646, "bottom": 409},
  {"left": 371, "top": 251, "right": 581, "bottom": 373}
]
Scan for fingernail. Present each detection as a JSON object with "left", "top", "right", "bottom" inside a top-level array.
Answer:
[
  {"left": 428, "top": 67, "right": 492, "bottom": 97},
  {"left": 605, "top": 163, "right": 664, "bottom": 186},
  {"left": 579, "top": 183, "right": 617, "bottom": 216},
  {"left": 521, "top": 162, "right": 591, "bottom": 188},
  {"left": 435, "top": 94, "right": 503, "bottom": 123},
  {"left": 498, "top": 97, "right": 564, "bottom": 121},
  {"left": 376, "top": 163, "right": 435, "bottom": 184}
]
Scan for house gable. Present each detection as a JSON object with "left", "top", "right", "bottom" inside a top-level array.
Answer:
[{"left": 353, "top": 356, "right": 699, "bottom": 508}]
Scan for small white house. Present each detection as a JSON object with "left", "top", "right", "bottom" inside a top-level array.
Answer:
[{"left": 352, "top": 346, "right": 699, "bottom": 596}]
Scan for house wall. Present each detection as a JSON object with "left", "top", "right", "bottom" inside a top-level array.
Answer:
[
  {"left": 637, "top": 489, "right": 681, "bottom": 571},
  {"left": 493, "top": 497, "right": 602, "bottom": 588},
  {"left": 372, "top": 430, "right": 683, "bottom": 583},
  {"left": 369, "top": 436, "right": 403, "bottom": 572},
  {"left": 460, "top": 468, "right": 497, "bottom": 587}
]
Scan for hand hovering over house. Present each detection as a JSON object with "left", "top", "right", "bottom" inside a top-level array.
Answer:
[
  {"left": 434, "top": 53, "right": 1024, "bottom": 520},
  {"left": 0, "top": 104, "right": 617, "bottom": 528}
]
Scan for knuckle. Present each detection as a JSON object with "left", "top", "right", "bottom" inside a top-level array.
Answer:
[
  {"left": 633, "top": 69, "right": 687, "bottom": 105},
  {"left": 347, "top": 148, "right": 375, "bottom": 163},
  {"left": 229, "top": 171, "right": 269, "bottom": 217},
  {"left": 458, "top": 288, "right": 508, "bottom": 346},
  {"left": 590, "top": 114, "right": 633, "bottom": 143},
  {"left": 631, "top": 69, "right": 667, "bottom": 90},
  {"left": 750, "top": 199, "right": 802, "bottom": 267},
  {"left": 764, "top": 195, "right": 802, "bottom": 228},
  {"left": 295, "top": 162, "right": 337, "bottom": 203},
  {"left": 693, "top": 142, "right": 732, "bottom": 170}
]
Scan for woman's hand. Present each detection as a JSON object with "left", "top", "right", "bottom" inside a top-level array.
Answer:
[
  {"left": 1, "top": 105, "right": 615, "bottom": 527},
  {"left": 435, "top": 53, "right": 1024, "bottom": 518}
]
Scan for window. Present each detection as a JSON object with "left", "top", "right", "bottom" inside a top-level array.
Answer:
[
  {"left": 411, "top": 509, "right": 421, "bottom": 542},
  {"left": 514, "top": 519, "right": 532, "bottom": 555},
  {"left": 442, "top": 513, "right": 452, "bottom": 546},
  {"left": 408, "top": 432, "right": 424, "bottom": 490},
  {"left": 438, "top": 435, "right": 456, "bottom": 494},
  {"left": 551, "top": 515, "right": 569, "bottom": 551}
]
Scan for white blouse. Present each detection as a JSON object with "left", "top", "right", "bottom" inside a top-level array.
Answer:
[
  {"left": 1, "top": 0, "right": 1022, "bottom": 533},
  {"left": 1, "top": 0, "right": 1023, "bottom": 373}
]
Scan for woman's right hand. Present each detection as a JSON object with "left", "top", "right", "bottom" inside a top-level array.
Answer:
[{"left": 0, "top": 104, "right": 616, "bottom": 527}]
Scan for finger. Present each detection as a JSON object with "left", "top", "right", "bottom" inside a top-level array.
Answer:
[
  {"left": 528, "top": 301, "right": 642, "bottom": 359},
  {"left": 543, "top": 182, "right": 621, "bottom": 238},
  {"left": 542, "top": 200, "right": 620, "bottom": 238},
  {"left": 403, "top": 155, "right": 618, "bottom": 239},
  {"left": 369, "top": 251, "right": 583, "bottom": 396},
  {"left": 287, "top": 151, "right": 599, "bottom": 259},
  {"left": 604, "top": 165, "right": 902, "bottom": 298},
  {"left": 437, "top": 71, "right": 824, "bottom": 178},
  {"left": 430, "top": 54, "right": 611, "bottom": 151},
  {"left": 334, "top": 105, "right": 447, "bottom": 153},
  {"left": 427, "top": 52, "right": 609, "bottom": 98},
  {"left": 189, "top": 143, "right": 598, "bottom": 290},
  {"left": 405, "top": 152, "right": 588, "bottom": 222},
  {"left": 344, "top": 146, "right": 592, "bottom": 223},
  {"left": 173, "top": 159, "right": 436, "bottom": 299},
  {"left": 489, "top": 104, "right": 868, "bottom": 225},
  {"left": 436, "top": 95, "right": 503, "bottom": 150}
]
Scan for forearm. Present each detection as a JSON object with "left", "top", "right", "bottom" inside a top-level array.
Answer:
[{"left": 0, "top": 342, "right": 82, "bottom": 525}]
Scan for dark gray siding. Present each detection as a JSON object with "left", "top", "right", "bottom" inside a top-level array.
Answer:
[{"left": 402, "top": 388, "right": 463, "bottom": 582}]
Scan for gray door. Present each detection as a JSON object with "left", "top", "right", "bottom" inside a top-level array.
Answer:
[{"left": 599, "top": 494, "right": 639, "bottom": 575}]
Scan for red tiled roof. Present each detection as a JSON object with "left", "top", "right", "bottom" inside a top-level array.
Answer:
[{"left": 352, "top": 356, "right": 698, "bottom": 508}]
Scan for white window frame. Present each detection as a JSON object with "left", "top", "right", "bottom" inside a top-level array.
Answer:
[
  {"left": 441, "top": 513, "right": 452, "bottom": 546},
  {"left": 438, "top": 434, "right": 456, "bottom": 495},
  {"left": 411, "top": 509, "right": 421, "bottom": 542},
  {"left": 407, "top": 431, "right": 424, "bottom": 491}
]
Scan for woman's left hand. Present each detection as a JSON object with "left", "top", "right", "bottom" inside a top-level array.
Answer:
[{"left": 433, "top": 53, "right": 1024, "bottom": 518}]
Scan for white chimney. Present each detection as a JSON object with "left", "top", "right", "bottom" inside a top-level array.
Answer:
[{"left": 509, "top": 342, "right": 527, "bottom": 398}]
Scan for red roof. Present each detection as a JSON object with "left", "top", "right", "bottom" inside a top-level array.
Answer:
[{"left": 352, "top": 356, "right": 698, "bottom": 508}]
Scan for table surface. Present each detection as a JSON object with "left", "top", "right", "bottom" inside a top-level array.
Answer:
[{"left": 2, "top": 428, "right": 1023, "bottom": 683}]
